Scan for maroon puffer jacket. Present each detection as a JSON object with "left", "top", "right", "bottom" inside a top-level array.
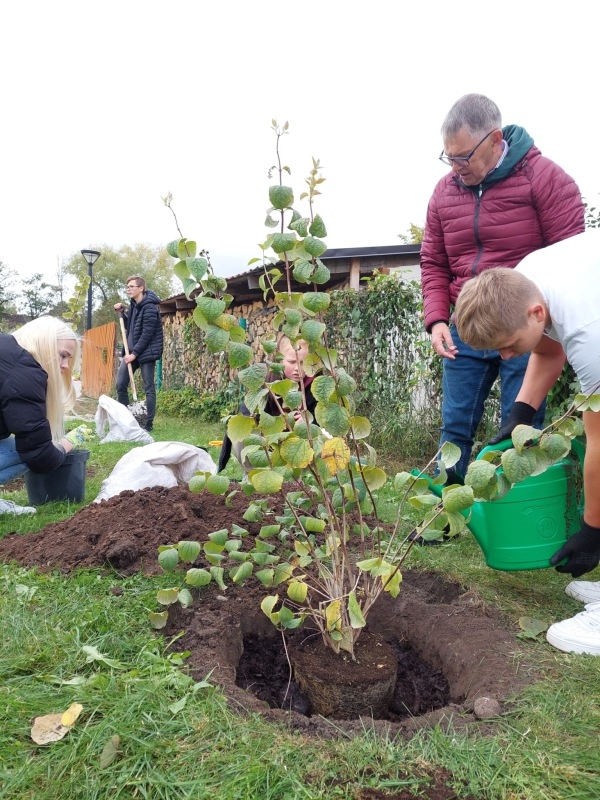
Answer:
[{"left": 421, "top": 145, "right": 585, "bottom": 332}]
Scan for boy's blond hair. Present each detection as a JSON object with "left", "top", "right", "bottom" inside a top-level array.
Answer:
[
  {"left": 455, "top": 268, "right": 542, "bottom": 349},
  {"left": 12, "top": 316, "right": 79, "bottom": 442}
]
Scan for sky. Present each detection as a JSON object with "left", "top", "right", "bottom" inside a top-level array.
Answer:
[{"left": 2, "top": 1, "right": 599, "bottom": 290}]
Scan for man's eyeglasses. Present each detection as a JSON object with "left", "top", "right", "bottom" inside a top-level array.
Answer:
[
  {"left": 439, "top": 130, "right": 496, "bottom": 166},
  {"left": 126, "top": 284, "right": 141, "bottom": 289}
]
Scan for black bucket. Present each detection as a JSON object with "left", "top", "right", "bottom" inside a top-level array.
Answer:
[{"left": 25, "top": 449, "right": 90, "bottom": 505}]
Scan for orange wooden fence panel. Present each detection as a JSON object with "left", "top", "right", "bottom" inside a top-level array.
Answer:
[{"left": 81, "top": 322, "right": 117, "bottom": 399}]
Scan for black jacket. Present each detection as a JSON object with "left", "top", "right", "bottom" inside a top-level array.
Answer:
[
  {"left": 122, "top": 290, "right": 163, "bottom": 364},
  {"left": 0, "top": 332, "right": 66, "bottom": 473}
]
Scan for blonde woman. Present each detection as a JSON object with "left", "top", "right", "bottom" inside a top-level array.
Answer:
[{"left": 0, "top": 316, "right": 90, "bottom": 514}]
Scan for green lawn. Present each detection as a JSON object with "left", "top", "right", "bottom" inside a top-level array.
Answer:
[{"left": 0, "top": 410, "right": 598, "bottom": 799}]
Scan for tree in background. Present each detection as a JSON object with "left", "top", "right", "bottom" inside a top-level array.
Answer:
[
  {"left": 63, "top": 243, "right": 177, "bottom": 328},
  {"left": 0, "top": 260, "right": 18, "bottom": 329},
  {"left": 398, "top": 223, "right": 424, "bottom": 244},
  {"left": 19, "top": 273, "right": 56, "bottom": 319}
]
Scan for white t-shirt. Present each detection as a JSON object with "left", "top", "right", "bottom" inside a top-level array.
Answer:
[{"left": 515, "top": 229, "right": 600, "bottom": 393}]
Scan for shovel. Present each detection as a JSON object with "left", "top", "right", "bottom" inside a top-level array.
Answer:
[{"left": 118, "top": 311, "right": 148, "bottom": 427}]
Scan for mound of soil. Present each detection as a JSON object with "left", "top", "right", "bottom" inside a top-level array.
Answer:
[{"left": 0, "top": 485, "right": 534, "bottom": 747}]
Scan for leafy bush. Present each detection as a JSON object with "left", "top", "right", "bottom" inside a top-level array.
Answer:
[{"left": 158, "top": 384, "right": 239, "bottom": 421}]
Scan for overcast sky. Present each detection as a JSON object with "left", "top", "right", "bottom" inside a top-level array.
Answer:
[{"left": 2, "top": 1, "right": 599, "bottom": 289}]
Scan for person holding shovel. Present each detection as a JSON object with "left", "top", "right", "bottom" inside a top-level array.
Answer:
[
  {"left": 0, "top": 316, "right": 93, "bottom": 514},
  {"left": 453, "top": 228, "right": 600, "bottom": 654},
  {"left": 114, "top": 276, "right": 163, "bottom": 433}
]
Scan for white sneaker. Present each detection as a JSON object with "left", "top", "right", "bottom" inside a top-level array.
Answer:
[
  {"left": 546, "top": 605, "right": 600, "bottom": 654},
  {"left": 0, "top": 499, "right": 36, "bottom": 515},
  {"left": 565, "top": 581, "right": 600, "bottom": 605}
]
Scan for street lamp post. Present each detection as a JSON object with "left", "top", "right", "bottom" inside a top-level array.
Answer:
[{"left": 80, "top": 249, "right": 101, "bottom": 331}]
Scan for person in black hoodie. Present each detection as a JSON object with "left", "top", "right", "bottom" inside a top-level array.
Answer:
[
  {"left": 114, "top": 276, "right": 163, "bottom": 432},
  {"left": 0, "top": 316, "right": 91, "bottom": 514}
]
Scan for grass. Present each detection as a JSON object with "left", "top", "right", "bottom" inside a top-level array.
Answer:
[{"left": 0, "top": 405, "right": 598, "bottom": 799}]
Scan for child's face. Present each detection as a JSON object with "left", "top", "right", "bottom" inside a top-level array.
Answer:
[
  {"left": 494, "top": 312, "right": 545, "bottom": 360},
  {"left": 281, "top": 341, "right": 308, "bottom": 381}
]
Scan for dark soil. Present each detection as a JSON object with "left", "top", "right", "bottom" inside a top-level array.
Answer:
[{"left": 0, "top": 482, "right": 534, "bottom": 800}]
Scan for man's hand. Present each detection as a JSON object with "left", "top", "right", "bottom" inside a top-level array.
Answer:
[
  {"left": 114, "top": 303, "right": 125, "bottom": 312},
  {"left": 65, "top": 425, "right": 95, "bottom": 448},
  {"left": 430, "top": 322, "right": 458, "bottom": 360},
  {"left": 550, "top": 522, "right": 600, "bottom": 578},
  {"left": 488, "top": 401, "right": 537, "bottom": 445}
]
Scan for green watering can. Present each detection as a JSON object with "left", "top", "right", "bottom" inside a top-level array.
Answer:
[{"left": 414, "top": 438, "right": 585, "bottom": 571}]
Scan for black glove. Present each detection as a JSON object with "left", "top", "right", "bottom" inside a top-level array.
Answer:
[
  {"left": 488, "top": 402, "right": 536, "bottom": 445},
  {"left": 550, "top": 522, "right": 600, "bottom": 578}
]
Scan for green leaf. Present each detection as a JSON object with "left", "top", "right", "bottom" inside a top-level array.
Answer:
[
  {"left": 185, "top": 568, "right": 212, "bottom": 588},
  {"left": 230, "top": 561, "right": 253, "bottom": 584},
  {"left": 315, "top": 402, "right": 351, "bottom": 436},
  {"left": 311, "top": 262, "right": 330, "bottom": 284},
  {"left": 501, "top": 448, "right": 537, "bottom": 485},
  {"left": 210, "top": 566, "right": 226, "bottom": 590},
  {"left": 539, "top": 433, "right": 571, "bottom": 462},
  {"left": 335, "top": 368, "right": 356, "bottom": 396},
  {"left": 249, "top": 469, "right": 285, "bottom": 493},
  {"left": 177, "top": 588, "right": 193, "bottom": 608},
  {"left": 439, "top": 441, "right": 461, "bottom": 469},
  {"left": 149, "top": 611, "right": 169, "bottom": 629},
  {"left": 287, "top": 580, "right": 308, "bottom": 603},
  {"left": 186, "top": 257, "right": 208, "bottom": 282},
  {"left": 518, "top": 616, "right": 548, "bottom": 639},
  {"left": 511, "top": 424, "right": 541, "bottom": 453},
  {"left": 177, "top": 541, "right": 201, "bottom": 563},
  {"left": 309, "top": 214, "right": 327, "bottom": 238},
  {"left": 269, "top": 185, "right": 294, "bottom": 210},
  {"left": 311, "top": 375, "right": 336, "bottom": 402},
  {"left": 289, "top": 214, "right": 309, "bottom": 238},
  {"left": 158, "top": 548, "right": 179, "bottom": 572},
  {"left": 205, "top": 475, "right": 231, "bottom": 495},
  {"left": 301, "top": 319, "right": 326, "bottom": 344},
  {"left": 271, "top": 232, "right": 297, "bottom": 254},
  {"left": 166, "top": 239, "right": 181, "bottom": 258},
  {"left": 239, "top": 363, "right": 269, "bottom": 391},
  {"left": 178, "top": 239, "right": 196, "bottom": 259},
  {"left": 228, "top": 414, "right": 256, "bottom": 444},
  {"left": 280, "top": 436, "right": 314, "bottom": 468},
  {"left": 347, "top": 590, "right": 366, "bottom": 628},
  {"left": 302, "top": 292, "right": 330, "bottom": 313},
  {"left": 207, "top": 529, "right": 229, "bottom": 546},
  {"left": 350, "top": 416, "right": 371, "bottom": 439},
  {"left": 442, "top": 484, "right": 475, "bottom": 513},
  {"left": 156, "top": 588, "right": 180, "bottom": 606},
  {"left": 293, "top": 259, "right": 314, "bottom": 283},
  {"left": 361, "top": 466, "right": 387, "bottom": 490},
  {"left": 228, "top": 342, "right": 253, "bottom": 369},
  {"left": 205, "top": 325, "right": 230, "bottom": 353},
  {"left": 465, "top": 460, "right": 498, "bottom": 500},
  {"left": 303, "top": 236, "right": 327, "bottom": 257}
]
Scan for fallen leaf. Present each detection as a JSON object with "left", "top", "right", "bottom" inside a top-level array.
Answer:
[
  {"left": 31, "top": 703, "right": 83, "bottom": 745},
  {"left": 518, "top": 616, "right": 548, "bottom": 639},
  {"left": 99, "top": 735, "right": 121, "bottom": 768}
]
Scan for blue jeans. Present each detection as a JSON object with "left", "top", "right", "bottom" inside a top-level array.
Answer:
[
  {"left": 439, "top": 325, "right": 546, "bottom": 480},
  {"left": 0, "top": 436, "right": 29, "bottom": 484},
  {"left": 116, "top": 360, "right": 157, "bottom": 425}
]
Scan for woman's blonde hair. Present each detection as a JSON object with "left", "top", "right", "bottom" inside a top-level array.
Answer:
[{"left": 12, "top": 316, "right": 79, "bottom": 442}]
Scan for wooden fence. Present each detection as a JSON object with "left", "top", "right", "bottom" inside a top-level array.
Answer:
[{"left": 81, "top": 322, "right": 117, "bottom": 399}]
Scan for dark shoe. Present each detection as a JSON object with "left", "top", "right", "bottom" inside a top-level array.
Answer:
[{"left": 144, "top": 422, "right": 153, "bottom": 432}]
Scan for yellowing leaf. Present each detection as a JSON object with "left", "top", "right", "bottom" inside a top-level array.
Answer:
[
  {"left": 325, "top": 599, "right": 342, "bottom": 632},
  {"left": 61, "top": 703, "right": 83, "bottom": 727},
  {"left": 321, "top": 437, "right": 350, "bottom": 475}
]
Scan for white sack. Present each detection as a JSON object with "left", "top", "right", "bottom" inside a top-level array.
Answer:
[
  {"left": 95, "top": 394, "right": 153, "bottom": 444},
  {"left": 94, "top": 440, "right": 217, "bottom": 502}
]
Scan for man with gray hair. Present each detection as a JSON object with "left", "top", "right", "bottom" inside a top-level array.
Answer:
[{"left": 417, "top": 93, "right": 584, "bottom": 542}]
